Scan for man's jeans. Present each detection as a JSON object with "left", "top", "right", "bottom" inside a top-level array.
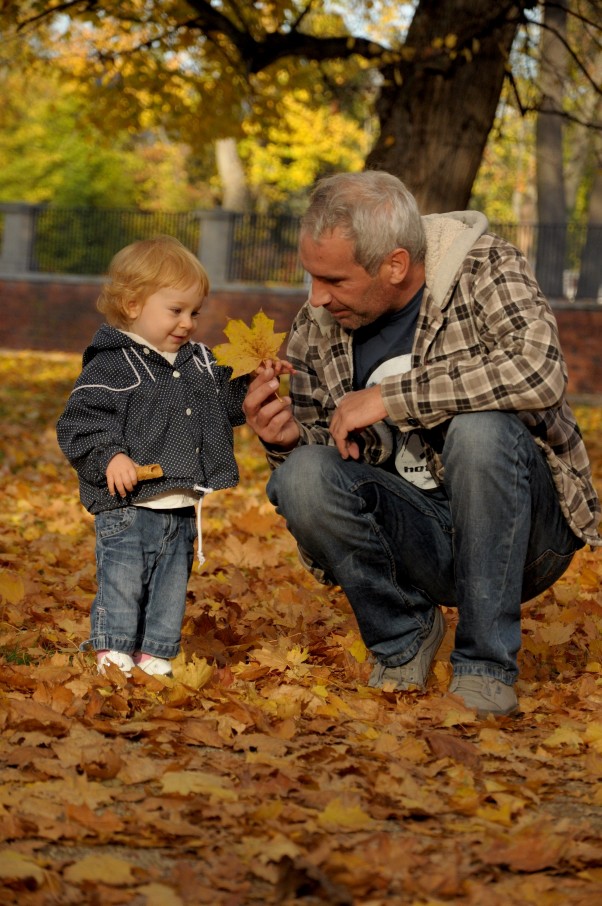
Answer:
[
  {"left": 267, "top": 413, "right": 583, "bottom": 684},
  {"left": 84, "top": 506, "right": 197, "bottom": 658}
]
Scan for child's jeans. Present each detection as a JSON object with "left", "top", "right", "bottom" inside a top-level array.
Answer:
[{"left": 83, "top": 505, "right": 197, "bottom": 659}]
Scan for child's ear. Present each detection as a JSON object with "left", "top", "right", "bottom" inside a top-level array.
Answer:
[{"left": 126, "top": 300, "right": 142, "bottom": 321}]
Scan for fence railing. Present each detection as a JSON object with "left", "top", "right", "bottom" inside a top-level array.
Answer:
[
  {"left": 29, "top": 207, "right": 201, "bottom": 277},
  {"left": 0, "top": 204, "right": 599, "bottom": 299}
]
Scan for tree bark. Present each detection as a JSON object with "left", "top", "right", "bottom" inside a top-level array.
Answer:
[
  {"left": 215, "top": 137, "right": 249, "bottom": 212},
  {"left": 365, "top": 0, "right": 527, "bottom": 213},
  {"left": 535, "top": 2, "right": 568, "bottom": 298},
  {"left": 576, "top": 158, "right": 602, "bottom": 300}
]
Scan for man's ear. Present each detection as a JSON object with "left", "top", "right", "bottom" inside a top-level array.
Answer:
[{"left": 388, "top": 248, "right": 411, "bottom": 284}]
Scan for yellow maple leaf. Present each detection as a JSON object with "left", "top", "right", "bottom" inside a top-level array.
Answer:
[
  {"left": 161, "top": 770, "right": 237, "bottom": 800},
  {"left": 542, "top": 725, "right": 583, "bottom": 748},
  {"left": 584, "top": 721, "right": 602, "bottom": 753},
  {"left": 0, "top": 570, "right": 25, "bottom": 604},
  {"left": 171, "top": 652, "right": 213, "bottom": 689},
  {"left": 0, "top": 851, "right": 45, "bottom": 886},
  {"left": 64, "top": 853, "right": 136, "bottom": 885},
  {"left": 348, "top": 638, "right": 368, "bottom": 663},
  {"left": 213, "top": 310, "right": 287, "bottom": 378},
  {"left": 317, "top": 797, "right": 374, "bottom": 831}
]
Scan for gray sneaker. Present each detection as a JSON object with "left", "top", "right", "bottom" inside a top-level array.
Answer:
[
  {"left": 449, "top": 675, "right": 518, "bottom": 717},
  {"left": 368, "top": 608, "right": 446, "bottom": 691}
]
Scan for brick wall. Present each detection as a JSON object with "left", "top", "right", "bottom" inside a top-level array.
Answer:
[
  {"left": 0, "top": 276, "right": 305, "bottom": 354},
  {"left": 552, "top": 307, "right": 602, "bottom": 397},
  {"left": 1, "top": 276, "right": 600, "bottom": 394}
]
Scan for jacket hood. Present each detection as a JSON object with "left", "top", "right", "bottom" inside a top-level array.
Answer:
[
  {"left": 83, "top": 324, "right": 197, "bottom": 367},
  {"left": 422, "top": 210, "right": 489, "bottom": 307}
]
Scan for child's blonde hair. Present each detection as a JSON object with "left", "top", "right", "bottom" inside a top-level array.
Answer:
[{"left": 97, "top": 236, "right": 210, "bottom": 328}]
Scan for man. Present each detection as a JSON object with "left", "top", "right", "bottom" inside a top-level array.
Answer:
[{"left": 244, "top": 171, "right": 601, "bottom": 717}]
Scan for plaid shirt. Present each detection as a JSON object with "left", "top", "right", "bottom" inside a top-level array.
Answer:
[{"left": 269, "top": 213, "right": 601, "bottom": 548}]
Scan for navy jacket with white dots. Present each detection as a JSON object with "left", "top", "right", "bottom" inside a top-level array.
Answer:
[{"left": 56, "top": 324, "right": 248, "bottom": 514}]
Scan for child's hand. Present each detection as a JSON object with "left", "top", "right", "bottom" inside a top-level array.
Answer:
[
  {"left": 256, "top": 358, "right": 295, "bottom": 377},
  {"left": 106, "top": 453, "right": 139, "bottom": 498}
]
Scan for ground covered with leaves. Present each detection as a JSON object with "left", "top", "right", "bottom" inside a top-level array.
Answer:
[{"left": 0, "top": 350, "right": 601, "bottom": 906}]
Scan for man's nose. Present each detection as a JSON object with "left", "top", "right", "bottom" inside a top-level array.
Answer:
[{"left": 309, "top": 281, "right": 331, "bottom": 309}]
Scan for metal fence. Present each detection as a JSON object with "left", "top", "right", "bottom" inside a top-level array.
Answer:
[
  {"left": 28, "top": 208, "right": 201, "bottom": 276},
  {"left": 12, "top": 205, "right": 599, "bottom": 294},
  {"left": 228, "top": 212, "right": 305, "bottom": 284},
  {"left": 26, "top": 206, "right": 308, "bottom": 282}
]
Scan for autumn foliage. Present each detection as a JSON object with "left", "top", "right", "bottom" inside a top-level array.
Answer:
[{"left": 0, "top": 350, "right": 601, "bottom": 905}]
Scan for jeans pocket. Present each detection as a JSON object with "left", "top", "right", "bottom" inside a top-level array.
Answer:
[
  {"left": 96, "top": 507, "right": 137, "bottom": 539},
  {"left": 521, "top": 546, "right": 581, "bottom": 601},
  {"left": 187, "top": 513, "right": 198, "bottom": 542}
]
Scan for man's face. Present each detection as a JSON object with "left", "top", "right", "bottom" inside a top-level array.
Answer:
[{"left": 299, "top": 228, "right": 401, "bottom": 330}]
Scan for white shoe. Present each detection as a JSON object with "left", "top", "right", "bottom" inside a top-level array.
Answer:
[
  {"left": 449, "top": 675, "right": 518, "bottom": 716},
  {"left": 97, "top": 650, "right": 135, "bottom": 676},
  {"left": 368, "top": 608, "right": 446, "bottom": 691},
  {"left": 135, "top": 655, "right": 173, "bottom": 677}
]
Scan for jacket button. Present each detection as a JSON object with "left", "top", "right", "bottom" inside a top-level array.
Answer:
[
  {"left": 173, "top": 370, "right": 181, "bottom": 378},
  {"left": 143, "top": 347, "right": 150, "bottom": 355},
  {"left": 186, "top": 408, "right": 192, "bottom": 416}
]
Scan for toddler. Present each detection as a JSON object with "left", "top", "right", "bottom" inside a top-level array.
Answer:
[{"left": 57, "top": 236, "right": 250, "bottom": 676}]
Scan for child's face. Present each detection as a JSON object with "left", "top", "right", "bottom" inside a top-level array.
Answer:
[{"left": 127, "top": 284, "right": 204, "bottom": 353}]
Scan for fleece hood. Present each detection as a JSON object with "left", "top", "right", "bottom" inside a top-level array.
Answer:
[{"left": 422, "top": 211, "right": 489, "bottom": 307}]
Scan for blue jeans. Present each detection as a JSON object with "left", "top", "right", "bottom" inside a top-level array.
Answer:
[
  {"left": 267, "top": 413, "right": 583, "bottom": 684},
  {"left": 84, "top": 506, "right": 197, "bottom": 658}
]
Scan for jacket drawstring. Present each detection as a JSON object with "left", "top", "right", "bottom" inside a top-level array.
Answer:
[
  {"left": 199, "top": 344, "right": 218, "bottom": 391},
  {"left": 194, "top": 486, "right": 214, "bottom": 565}
]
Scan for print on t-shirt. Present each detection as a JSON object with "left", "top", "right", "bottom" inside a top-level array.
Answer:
[{"left": 367, "top": 355, "right": 437, "bottom": 490}]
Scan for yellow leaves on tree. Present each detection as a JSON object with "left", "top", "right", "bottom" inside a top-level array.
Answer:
[{"left": 213, "top": 310, "right": 287, "bottom": 378}]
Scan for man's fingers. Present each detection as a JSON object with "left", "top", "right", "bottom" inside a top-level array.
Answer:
[
  {"left": 252, "top": 395, "right": 292, "bottom": 431},
  {"left": 244, "top": 375, "right": 280, "bottom": 418}
]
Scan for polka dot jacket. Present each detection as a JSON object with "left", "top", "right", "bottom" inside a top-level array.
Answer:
[{"left": 56, "top": 324, "right": 248, "bottom": 514}]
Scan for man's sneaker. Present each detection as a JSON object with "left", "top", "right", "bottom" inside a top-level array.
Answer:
[
  {"left": 97, "top": 650, "right": 135, "bottom": 676},
  {"left": 449, "top": 675, "right": 518, "bottom": 717},
  {"left": 368, "top": 608, "right": 446, "bottom": 691},
  {"left": 134, "top": 654, "right": 173, "bottom": 677}
]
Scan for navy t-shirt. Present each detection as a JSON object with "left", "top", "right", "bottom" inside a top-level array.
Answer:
[{"left": 352, "top": 287, "right": 436, "bottom": 489}]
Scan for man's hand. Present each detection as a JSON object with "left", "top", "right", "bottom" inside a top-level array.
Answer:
[
  {"left": 329, "top": 386, "right": 388, "bottom": 459},
  {"left": 244, "top": 363, "right": 300, "bottom": 450},
  {"left": 106, "top": 453, "right": 139, "bottom": 497}
]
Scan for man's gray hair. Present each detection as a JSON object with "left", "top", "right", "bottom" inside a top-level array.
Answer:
[{"left": 300, "top": 170, "right": 426, "bottom": 275}]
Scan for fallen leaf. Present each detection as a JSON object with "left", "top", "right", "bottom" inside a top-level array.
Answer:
[
  {"left": 0, "top": 570, "right": 25, "bottom": 604},
  {"left": 0, "top": 850, "right": 45, "bottom": 887},
  {"left": 161, "top": 770, "right": 238, "bottom": 800},
  {"left": 317, "top": 798, "right": 374, "bottom": 831},
  {"left": 63, "top": 853, "right": 138, "bottom": 885}
]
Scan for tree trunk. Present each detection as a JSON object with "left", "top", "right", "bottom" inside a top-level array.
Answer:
[
  {"left": 215, "top": 137, "right": 249, "bottom": 212},
  {"left": 576, "top": 159, "right": 602, "bottom": 300},
  {"left": 365, "top": 0, "right": 525, "bottom": 213},
  {"left": 535, "top": 2, "right": 568, "bottom": 298}
]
